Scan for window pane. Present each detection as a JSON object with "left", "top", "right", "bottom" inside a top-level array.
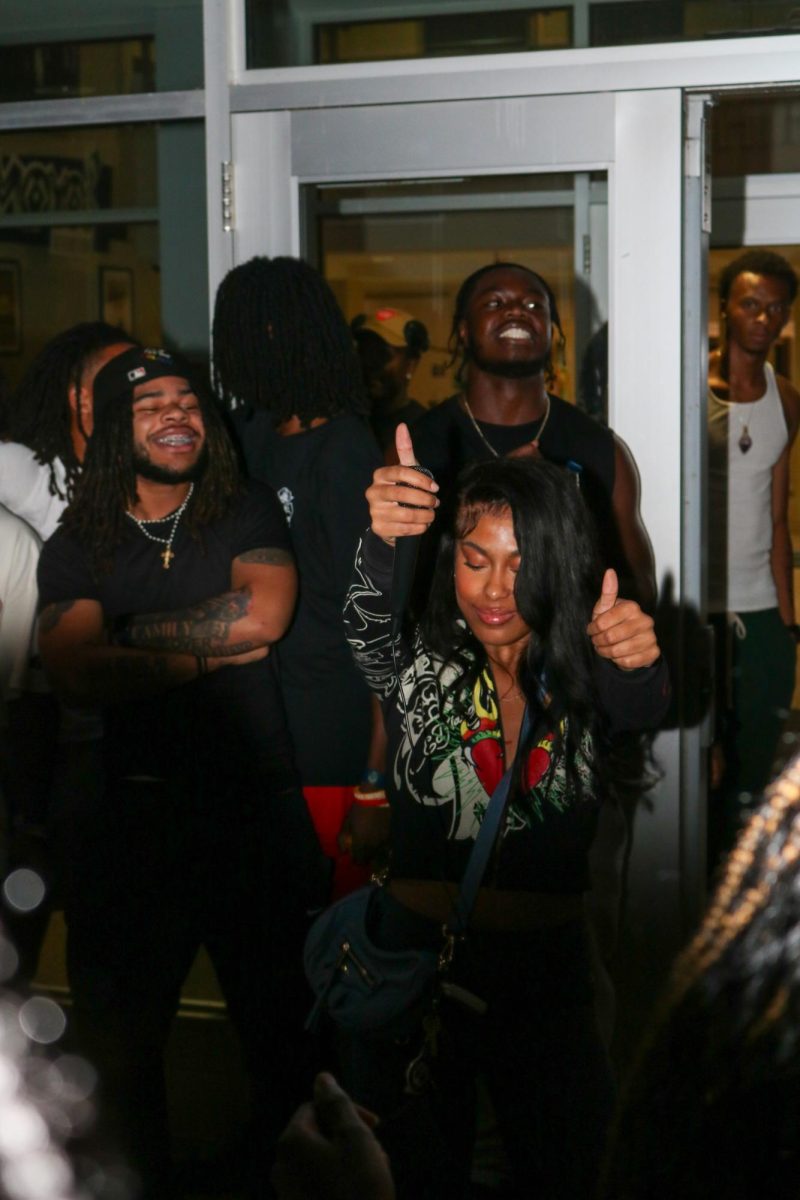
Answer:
[
  {"left": 0, "top": 39, "right": 156, "bottom": 102},
  {"left": 314, "top": 9, "right": 572, "bottom": 64},
  {"left": 247, "top": 4, "right": 572, "bottom": 67},
  {"left": 0, "top": 3, "right": 203, "bottom": 98},
  {"left": 590, "top": 1, "right": 798, "bottom": 47},
  {"left": 0, "top": 122, "right": 208, "bottom": 396},
  {"left": 712, "top": 93, "right": 800, "bottom": 175},
  {"left": 245, "top": 0, "right": 798, "bottom": 68}
]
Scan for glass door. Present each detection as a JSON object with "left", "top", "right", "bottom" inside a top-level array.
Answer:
[{"left": 226, "top": 86, "right": 687, "bottom": 1026}]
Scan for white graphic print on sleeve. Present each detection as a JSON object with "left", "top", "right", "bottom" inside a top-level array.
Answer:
[{"left": 277, "top": 486, "right": 294, "bottom": 525}]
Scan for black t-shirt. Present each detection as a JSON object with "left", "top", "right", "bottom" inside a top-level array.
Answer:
[
  {"left": 37, "top": 482, "right": 298, "bottom": 805},
  {"left": 412, "top": 393, "right": 613, "bottom": 489},
  {"left": 409, "top": 394, "right": 627, "bottom": 609},
  {"left": 372, "top": 399, "right": 425, "bottom": 454},
  {"left": 233, "top": 409, "right": 382, "bottom": 785}
]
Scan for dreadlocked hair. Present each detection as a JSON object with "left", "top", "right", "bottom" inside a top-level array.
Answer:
[
  {"left": 61, "top": 378, "right": 242, "bottom": 575},
  {"left": 602, "top": 753, "right": 800, "bottom": 1200},
  {"left": 212, "top": 256, "right": 369, "bottom": 426},
  {"left": 447, "top": 261, "right": 566, "bottom": 390},
  {"left": 421, "top": 457, "right": 603, "bottom": 805},
  {"left": 8, "top": 322, "right": 135, "bottom": 502}
]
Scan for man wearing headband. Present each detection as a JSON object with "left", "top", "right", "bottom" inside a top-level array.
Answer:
[{"left": 37, "top": 347, "right": 322, "bottom": 1197}]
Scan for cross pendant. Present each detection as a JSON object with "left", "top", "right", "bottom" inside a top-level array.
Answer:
[{"left": 161, "top": 547, "right": 174, "bottom": 569}]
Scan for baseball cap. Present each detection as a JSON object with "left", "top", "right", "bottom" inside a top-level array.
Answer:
[
  {"left": 352, "top": 308, "right": 430, "bottom": 354},
  {"left": 92, "top": 346, "right": 196, "bottom": 422}
]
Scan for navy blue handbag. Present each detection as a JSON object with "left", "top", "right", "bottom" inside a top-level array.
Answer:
[{"left": 303, "top": 712, "right": 529, "bottom": 1038}]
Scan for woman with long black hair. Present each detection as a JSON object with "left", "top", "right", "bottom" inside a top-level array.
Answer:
[{"left": 340, "top": 425, "right": 669, "bottom": 1200}]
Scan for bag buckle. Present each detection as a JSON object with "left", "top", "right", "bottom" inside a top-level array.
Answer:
[{"left": 338, "top": 940, "right": 377, "bottom": 988}]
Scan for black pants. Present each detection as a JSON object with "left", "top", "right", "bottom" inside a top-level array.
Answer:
[
  {"left": 339, "top": 890, "right": 614, "bottom": 1200},
  {"left": 61, "top": 777, "right": 315, "bottom": 1199}
]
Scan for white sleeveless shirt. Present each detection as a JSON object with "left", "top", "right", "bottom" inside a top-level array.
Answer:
[{"left": 708, "top": 362, "right": 788, "bottom": 612}]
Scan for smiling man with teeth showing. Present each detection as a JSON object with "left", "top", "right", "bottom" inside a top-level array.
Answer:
[
  {"left": 409, "top": 261, "right": 656, "bottom": 612},
  {"left": 36, "top": 346, "right": 324, "bottom": 1198}
]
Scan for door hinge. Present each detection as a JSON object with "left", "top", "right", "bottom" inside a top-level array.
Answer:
[
  {"left": 221, "top": 161, "right": 234, "bottom": 233},
  {"left": 684, "top": 95, "right": 713, "bottom": 234}
]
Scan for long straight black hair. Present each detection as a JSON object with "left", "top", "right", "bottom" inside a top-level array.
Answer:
[{"left": 421, "top": 457, "right": 603, "bottom": 798}]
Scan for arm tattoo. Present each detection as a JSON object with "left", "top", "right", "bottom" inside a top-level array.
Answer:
[
  {"left": 123, "top": 587, "right": 258, "bottom": 656},
  {"left": 39, "top": 599, "right": 77, "bottom": 634},
  {"left": 236, "top": 547, "right": 294, "bottom": 566}
]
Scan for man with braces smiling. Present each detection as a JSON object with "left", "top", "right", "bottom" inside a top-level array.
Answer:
[{"left": 36, "top": 345, "right": 324, "bottom": 1198}]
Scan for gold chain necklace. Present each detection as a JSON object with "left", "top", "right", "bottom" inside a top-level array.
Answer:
[
  {"left": 462, "top": 394, "right": 551, "bottom": 458},
  {"left": 126, "top": 483, "right": 194, "bottom": 570}
]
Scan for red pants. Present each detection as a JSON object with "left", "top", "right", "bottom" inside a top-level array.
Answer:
[{"left": 303, "top": 786, "right": 371, "bottom": 900}]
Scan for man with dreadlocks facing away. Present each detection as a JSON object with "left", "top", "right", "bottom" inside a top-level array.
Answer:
[
  {"left": 213, "top": 256, "right": 386, "bottom": 894},
  {"left": 0, "top": 321, "right": 136, "bottom": 539},
  {"left": 37, "top": 346, "right": 325, "bottom": 1198}
]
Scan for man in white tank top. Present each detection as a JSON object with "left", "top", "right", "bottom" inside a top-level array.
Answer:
[{"left": 708, "top": 250, "right": 800, "bottom": 854}]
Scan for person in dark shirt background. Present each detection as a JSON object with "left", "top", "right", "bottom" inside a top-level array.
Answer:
[
  {"left": 351, "top": 306, "right": 430, "bottom": 454},
  {"left": 213, "top": 256, "right": 387, "bottom": 895}
]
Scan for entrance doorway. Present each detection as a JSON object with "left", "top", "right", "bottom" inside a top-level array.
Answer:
[{"left": 304, "top": 171, "right": 608, "bottom": 419}]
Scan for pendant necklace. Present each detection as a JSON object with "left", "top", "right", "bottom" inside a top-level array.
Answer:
[
  {"left": 462, "top": 394, "right": 551, "bottom": 458},
  {"left": 712, "top": 388, "right": 756, "bottom": 455},
  {"left": 126, "top": 483, "right": 194, "bottom": 569}
]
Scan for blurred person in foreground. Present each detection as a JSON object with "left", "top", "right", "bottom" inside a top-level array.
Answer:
[
  {"left": 603, "top": 747, "right": 800, "bottom": 1199},
  {"left": 272, "top": 1072, "right": 394, "bottom": 1200}
]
